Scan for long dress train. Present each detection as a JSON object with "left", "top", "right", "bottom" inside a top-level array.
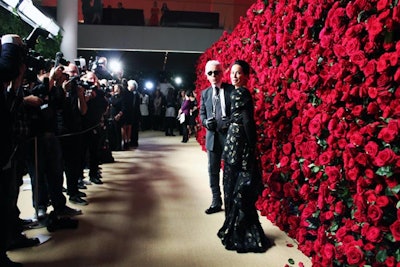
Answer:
[{"left": 217, "top": 86, "right": 272, "bottom": 253}]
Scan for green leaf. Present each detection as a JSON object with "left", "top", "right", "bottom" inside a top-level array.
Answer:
[
  {"left": 312, "top": 166, "right": 321, "bottom": 173},
  {"left": 357, "top": 10, "right": 366, "bottom": 23},
  {"left": 288, "top": 258, "right": 295, "bottom": 265},
  {"left": 376, "top": 249, "right": 387, "bottom": 263},
  {"left": 376, "top": 166, "right": 393, "bottom": 177},
  {"left": 390, "top": 185, "right": 400, "bottom": 194},
  {"left": 396, "top": 200, "right": 400, "bottom": 209},
  {"left": 395, "top": 247, "right": 400, "bottom": 261}
]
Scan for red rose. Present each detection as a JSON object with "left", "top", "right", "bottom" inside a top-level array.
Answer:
[
  {"left": 365, "top": 168, "right": 375, "bottom": 179},
  {"left": 345, "top": 245, "right": 365, "bottom": 265},
  {"left": 346, "top": 167, "right": 359, "bottom": 181},
  {"left": 351, "top": 105, "right": 364, "bottom": 117},
  {"left": 350, "top": 50, "right": 367, "bottom": 67},
  {"left": 301, "top": 140, "right": 319, "bottom": 160},
  {"left": 365, "top": 226, "right": 382, "bottom": 242},
  {"left": 377, "top": 0, "right": 390, "bottom": 11},
  {"left": 376, "top": 73, "right": 391, "bottom": 87},
  {"left": 389, "top": 219, "right": 400, "bottom": 241},
  {"left": 374, "top": 148, "right": 396, "bottom": 167},
  {"left": 385, "top": 256, "right": 397, "bottom": 267},
  {"left": 367, "top": 205, "right": 383, "bottom": 225},
  {"left": 308, "top": 117, "right": 322, "bottom": 135},
  {"left": 322, "top": 243, "right": 335, "bottom": 260},
  {"left": 377, "top": 127, "right": 398, "bottom": 143},
  {"left": 279, "top": 156, "right": 290, "bottom": 168},
  {"left": 364, "top": 141, "right": 379, "bottom": 156},
  {"left": 366, "top": 16, "right": 383, "bottom": 40},
  {"left": 345, "top": 2, "right": 358, "bottom": 17},
  {"left": 363, "top": 242, "right": 375, "bottom": 251},
  {"left": 362, "top": 59, "right": 377, "bottom": 77},
  {"left": 282, "top": 142, "right": 292, "bottom": 155},
  {"left": 376, "top": 195, "right": 390, "bottom": 207},
  {"left": 368, "top": 87, "right": 378, "bottom": 99},
  {"left": 355, "top": 152, "right": 368, "bottom": 166},
  {"left": 367, "top": 102, "right": 380, "bottom": 115},
  {"left": 349, "top": 131, "right": 364, "bottom": 146}
]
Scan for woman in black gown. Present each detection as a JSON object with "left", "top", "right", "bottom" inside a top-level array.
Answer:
[{"left": 217, "top": 60, "right": 272, "bottom": 253}]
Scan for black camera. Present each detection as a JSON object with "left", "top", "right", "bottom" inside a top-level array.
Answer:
[{"left": 23, "top": 27, "right": 54, "bottom": 82}]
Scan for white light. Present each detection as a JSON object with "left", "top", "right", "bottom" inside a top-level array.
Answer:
[
  {"left": 174, "top": 76, "right": 182, "bottom": 85},
  {"left": 0, "top": 0, "right": 61, "bottom": 37},
  {"left": 145, "top": 81, "right": 154, "bottom": 90},
  {"left": 109, "top": 59, "right": 122, "bottom": 74},
  {"left": 17, "top": 0, "right": 60, "bottom": 37},
  {"left": 2, "top": 0, "right": 19, "bottom": 8}
]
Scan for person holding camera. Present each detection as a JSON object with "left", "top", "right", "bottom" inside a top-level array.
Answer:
[
  {"left": 199, "top": 60, "right": 233, "bottom": 214},
  {"left": 58, "top": 63, "right": 89, "bottom": 205},
  {"left": 0, "top": 33, "right": 26, "bottom": 267},
  {"left": 80, "top": 71, "right": 108, "bottom": 184}
]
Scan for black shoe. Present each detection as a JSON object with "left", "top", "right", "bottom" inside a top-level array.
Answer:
[
  {"left": 77, "top": 180, "right": 87, "bottom": 189},
  {"left": 205, "top": 205, "right": 222, "bottom": 214},
  {"left": 90, "top": 177, "right": 103, "bottom": 184},
  {"left": 0, "top": 254, "right": 23, "bottom": 267},
  {"left": 55, "top": 205, "right": 82, "bottom": 218},
  {"left": 67, "top": 190, "right": 86, "bottom": 198},
  {"left": 34, "top": 207, "right": 47, "bottom": 220},
  {"left": 69, "top": 195, "right": 88, "bottom": 206},
  {"left": 7, "top": 234, "right": 40, "bottom": 251}
]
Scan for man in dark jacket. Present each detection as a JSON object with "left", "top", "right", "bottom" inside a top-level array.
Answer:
[
  {"left": 199, "top": 60, "right": 233, "bottom": 214},
  {"left": 0, "top": 33, "right": 26, "bottom": 267}
]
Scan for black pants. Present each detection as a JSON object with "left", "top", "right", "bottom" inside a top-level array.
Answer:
[
  {"left": 82, "top": 128, "right": 101, "bottom": 179},
  {"left": 60, "top": 134, "right": 83, "bottom": 196}
]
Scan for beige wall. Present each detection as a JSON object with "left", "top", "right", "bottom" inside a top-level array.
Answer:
[{"left": 40, "top": 0, "right": 252, "bottom": 30}]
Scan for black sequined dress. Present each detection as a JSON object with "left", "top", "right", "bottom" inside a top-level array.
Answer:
[{"left": 218, "top": 86, "right": 271, "bottom": 253}]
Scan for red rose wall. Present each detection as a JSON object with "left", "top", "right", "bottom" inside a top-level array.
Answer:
[{"left": 194, "top": 0, "right": 400, "bottom": 266}]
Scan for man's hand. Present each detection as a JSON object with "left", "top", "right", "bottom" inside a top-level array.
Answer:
[
  {"left": 1, "top": 34, "right": 23, "bottom": 46},
  {"left": 23, "top": 95, "right": 43, "bottom": 107},
  {"left": 206, "top": 117, "right": 217, "bottom": 131}
]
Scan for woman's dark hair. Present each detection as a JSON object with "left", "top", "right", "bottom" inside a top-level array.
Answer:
[
  {"left": 232, "top": 60, "right": 250, "bottom": 76},
  {"left": 185, "top": 90, "right": 194, "bottom": 97}
]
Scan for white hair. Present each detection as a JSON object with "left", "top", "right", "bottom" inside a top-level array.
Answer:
[
  {"left": 205, "top": 60, "right": 221, "bottom": 74},
  {"left": 127, "top": 79, "right": 138, "bottom": 89}
]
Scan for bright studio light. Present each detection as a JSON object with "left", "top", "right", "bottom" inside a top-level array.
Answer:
[
  {"left": 145, "top": 81, "right": 154, "bottom": 90},
  {"left": 174, "top": 76, "right": 183, "bottom": 86},
  {"left": 108, "top": 59, "right": 122, "bottom": 74}
]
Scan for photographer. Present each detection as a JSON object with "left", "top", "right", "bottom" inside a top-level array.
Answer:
[
  {"left": 24, "top": 65, "right": 82, "bottom": 220},
  {"left": 58, "top": 63, "right": 89, "bottom": 205},
  {"left": 80, "top": 71, "right": 108, "bottom": 185},
  {"left": 0, "top": 33, "right": 26, "bottom": 267}
]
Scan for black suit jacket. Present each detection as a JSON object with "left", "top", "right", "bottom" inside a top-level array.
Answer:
[{"left": 200, "top": 82, "right": 233, "bottom": 151}]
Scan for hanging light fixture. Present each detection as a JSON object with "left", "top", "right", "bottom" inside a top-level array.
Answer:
[{"left": 0, "top": 0, "right": 61, "bottom": 37}]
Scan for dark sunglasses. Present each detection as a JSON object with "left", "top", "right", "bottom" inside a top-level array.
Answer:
[{"left": 207, "top": 70, "right": 221, "bottom": 76}]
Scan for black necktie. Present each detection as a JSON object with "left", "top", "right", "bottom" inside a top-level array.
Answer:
[{"left": 214, "top": 87, "right": 222, "bottom": 120}]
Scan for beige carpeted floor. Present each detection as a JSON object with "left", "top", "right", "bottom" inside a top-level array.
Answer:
[{"left": 9, "top": 130, "right": 312, "bottom": 267}]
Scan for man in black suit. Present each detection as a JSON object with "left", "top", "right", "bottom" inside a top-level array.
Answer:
[{"left": 200, "top": 60, "right": 233, "bottom": 214}]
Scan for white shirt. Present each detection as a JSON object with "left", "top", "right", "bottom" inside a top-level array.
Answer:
[{"left": 214, "top": 85, "right": 227, "bottom": 118}]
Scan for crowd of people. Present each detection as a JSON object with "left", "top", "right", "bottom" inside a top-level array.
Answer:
[{"left": 0, "top": 32, "right": 196, "bottom": 267}]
